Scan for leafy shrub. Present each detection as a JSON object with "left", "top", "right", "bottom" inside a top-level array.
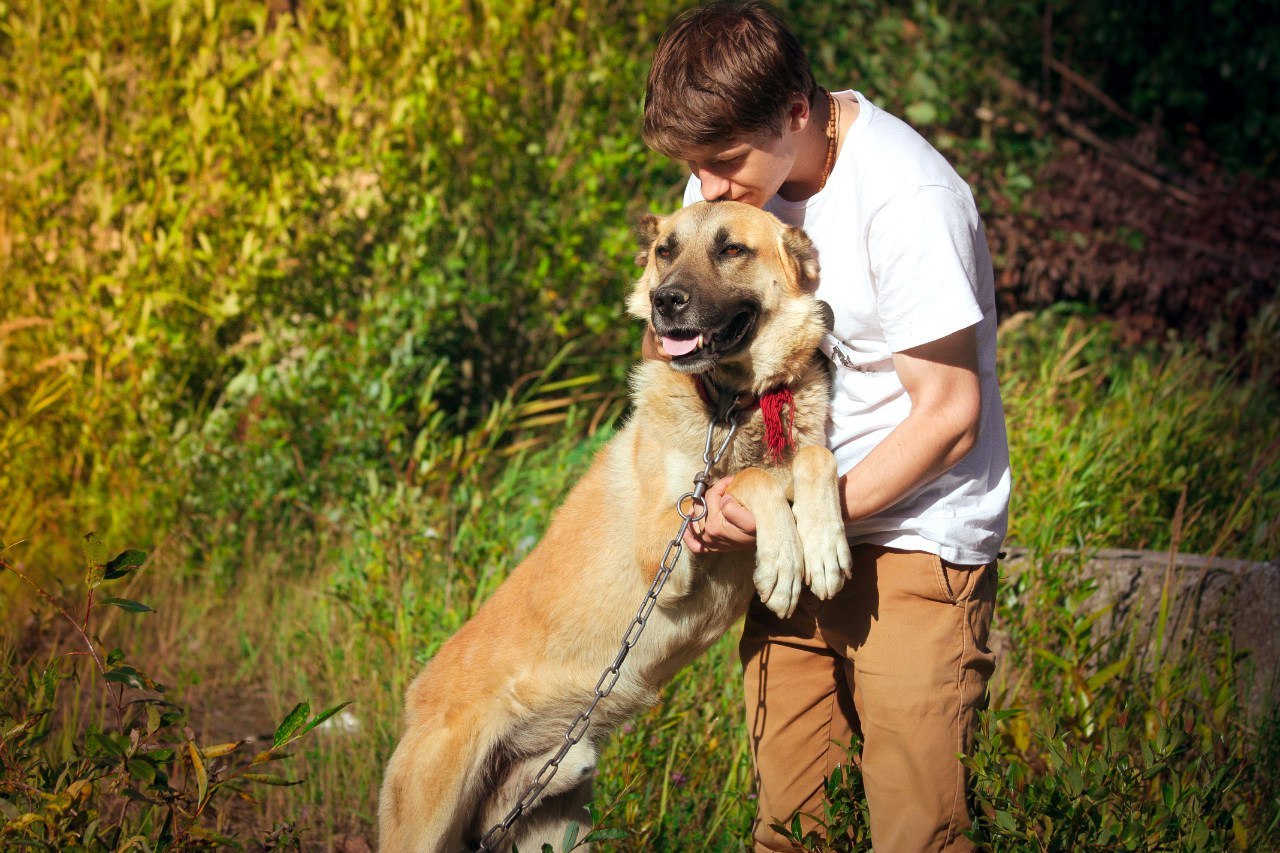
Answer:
[
  {"left": 0, "top": 535, "right": 345, "bottom": 849},
  {"left": 989, "top": 0, "right": 1280, "bottom": 176},
  {"left": 967, "top": 710, "right": 1256, "bottom": 851},
  {"left": 0, "top": 0, "right": 681, "bottom": 581}
]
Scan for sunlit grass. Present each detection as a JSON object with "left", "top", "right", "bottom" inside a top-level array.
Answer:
[{"left": 28, "top": 313, "right": 1261, "bottom": 849}]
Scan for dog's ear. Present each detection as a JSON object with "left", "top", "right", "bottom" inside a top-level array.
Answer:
[
  {"left": 781, "top": 225, "right": 820, "bottom": 291},
  {"left": 634, "top": 213, "right": 661, "bottom": 266}
]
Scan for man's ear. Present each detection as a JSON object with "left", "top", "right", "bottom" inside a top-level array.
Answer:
[
  {"left": 782, "top": 225, "right": 820, "bottom": 291},
  {"left": 634, "top": 212, "right": 661, "bottom": 266},
  {"left": 786, "top": 91, "right": 811, "bottom": 133}
]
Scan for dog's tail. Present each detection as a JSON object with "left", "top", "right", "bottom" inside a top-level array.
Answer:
[{"left": 378, "top": 713, "right": 503, "bottom": 853}]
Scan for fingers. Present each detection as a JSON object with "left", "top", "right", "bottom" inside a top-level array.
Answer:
[
  {"left": 719, "top": 492, "right": 757, "bottom": 535},
  {"left": 681, "top": 478, "right": 756, "bottom": 554}
]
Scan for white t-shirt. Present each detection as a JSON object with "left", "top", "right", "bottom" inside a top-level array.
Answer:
[{"left": 684, "top": 91, "right": 1010, "bottom": 564}]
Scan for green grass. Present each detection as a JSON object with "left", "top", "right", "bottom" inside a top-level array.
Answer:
[
  {"left": 3, "top": 0, "right": 1279, "bottom": 849},
  {"left": 9, "top": 313, "right": 1272, "bottom": 849}
]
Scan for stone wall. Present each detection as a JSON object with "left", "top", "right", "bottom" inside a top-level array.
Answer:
[{"left": 998, "top": 548, "right": 1279, "bottom": 713}]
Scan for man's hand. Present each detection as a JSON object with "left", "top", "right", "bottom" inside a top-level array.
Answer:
[{"left": 682, "top": 476, "right": 757, "bottom": 553}]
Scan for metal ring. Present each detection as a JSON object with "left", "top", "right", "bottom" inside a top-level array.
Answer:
[{"left": 677, "top": 493, "right": 707, "bottom": 522}]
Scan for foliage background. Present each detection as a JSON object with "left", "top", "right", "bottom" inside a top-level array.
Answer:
[{"left": 2, "top": 0, "right": 1278, "bottom": 849}]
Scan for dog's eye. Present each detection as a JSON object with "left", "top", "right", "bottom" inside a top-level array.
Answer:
[
  {"left": 722, "top": 244, "right": 746, "bottom": 257},
  {"left": 656, "top": 245, "right": 672, "bottom": 259}
]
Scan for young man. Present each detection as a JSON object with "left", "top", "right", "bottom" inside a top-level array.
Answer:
[{"left": 642, "top": 3, "right": 1010, "bottom": 851}]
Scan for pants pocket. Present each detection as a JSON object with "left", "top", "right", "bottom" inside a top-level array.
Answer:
[
  {"left": 933, "top": 555, "right": 986, "bottom": 606},
  {"left": 929, "top": 553, "right": 957, "bottom": 605}
]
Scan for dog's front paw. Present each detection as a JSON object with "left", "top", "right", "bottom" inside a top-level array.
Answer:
[
  {"left": 753, "top": 530, "right": 804, "bottom": 619},
  {"left": 802, "top": 525, "right": 853, "bottom": 600}
]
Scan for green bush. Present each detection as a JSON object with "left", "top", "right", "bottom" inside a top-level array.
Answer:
[
  {"left": 0, "top": 0, "right": 681, "bottom": 581},
  {"left": 990, "top": 0, "right": 1280, "bottom": 175},
  {"left": 4, "top": 0, "right": 1279, "bottom": 848},
  {"left": 0, "top": 535, "right": 345, "bottom": 850},
  {"left": 967, "top": 710, "right": 1258, "bottom": 851}
]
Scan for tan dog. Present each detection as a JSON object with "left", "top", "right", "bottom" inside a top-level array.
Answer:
[{"left": 379, "top": 201, "right": 851, "bottom": 852}]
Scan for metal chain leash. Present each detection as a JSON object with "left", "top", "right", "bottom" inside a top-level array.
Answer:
[{"left": 477, "top": 406, "right": 740, "bottom": 852}]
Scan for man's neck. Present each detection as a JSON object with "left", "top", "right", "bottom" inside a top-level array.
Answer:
[{"left": 777, "top": 91, "right": 858, "bottom": 203}]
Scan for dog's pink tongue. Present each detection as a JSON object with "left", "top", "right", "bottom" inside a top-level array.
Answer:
[{"left": 662, "top": 336, "right": 699, "bottom": 357}]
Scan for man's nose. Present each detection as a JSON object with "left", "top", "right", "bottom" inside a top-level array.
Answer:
[{"left": 698, "top": 171, "right": 731, "bottom": 201}]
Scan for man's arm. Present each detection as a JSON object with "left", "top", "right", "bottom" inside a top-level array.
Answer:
[
  {"left": 684, "top": 323, "right": 982, "bottom": 553},
  {"left": 838, "top": 323, "right": 981, "bottom": 522}
]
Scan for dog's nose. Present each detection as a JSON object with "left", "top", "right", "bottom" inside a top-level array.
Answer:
[{"left": 652, "top": 284, "right": 690, "bottom": 318}]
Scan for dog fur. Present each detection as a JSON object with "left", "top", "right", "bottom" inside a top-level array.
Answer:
[{"left": 378, "top": 201, "right": 852, "bottom": 852}]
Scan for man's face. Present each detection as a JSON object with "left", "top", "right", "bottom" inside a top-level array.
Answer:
[{"left": 683, "top": 127, "right": 797, "bottom": 209}]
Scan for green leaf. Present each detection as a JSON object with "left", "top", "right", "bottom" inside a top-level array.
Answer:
[
  {"left": 826, "top": 764, "right": 844, "bottom": 796},
  {"left": 186, "top": 825, "right": 238, "bottom": 845},
  {"left": 107, "top": 648, "right": 126, "bottom": 666},
  {"left": 561, "top": 820, "right": 579, "bottom": 851},
  {"left": 105, "top": 665, "right": 165, "bottom": 692},
  {"left": 89, "top": 731, "right": 127, "bottom": 757},
  {"left": 905, "top": 101, "right": 939, "bottom": 126},
  {"left": 1085, "top": 657, "right": 1131, "bottom": 692},
  {"left": 581, "top": 829, "right": 627, "bottom": 843},
  {"left": 127, "top": 759, "right": 156, "bottom": 783},
  {"left": 301, "top": 700, "right": 353, "bottom": 735},
  {"left": 1032, "top": 647, "right": 1074, "bottom": 674},
  {"left": 104, "top": 549, "right": 147, "bottom": 580},
  {"left": 99, "top": 597, "right": 154, "bottom": 614},
  {"left": 273, "top": 701, "right": 310, "bottom": 747},
  {"left": 83, "top": 532, "right": 107, "bottom": 589}
]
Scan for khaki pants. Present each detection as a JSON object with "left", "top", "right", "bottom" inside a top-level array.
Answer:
[{"left": 740, "top": 544, "right": 997, "bottom": 852}]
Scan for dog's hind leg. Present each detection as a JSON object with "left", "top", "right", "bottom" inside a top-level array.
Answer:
[
  {"left": 378, "top": 724, "right": 495, "bottom": 853},
  {"left": 509, "top": 779, "right": 595, "bottom": 853},
  {"left": 477, "top": 739, "right": 597, "bottom": 851}
]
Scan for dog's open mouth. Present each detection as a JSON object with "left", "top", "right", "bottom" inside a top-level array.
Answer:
[{"left": 660, "top": 308, "right": 756, "bottom": 362}]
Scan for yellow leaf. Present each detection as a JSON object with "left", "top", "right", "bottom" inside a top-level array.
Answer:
[
  {"left": 199, "top": 740, "right": 244, "bottom": 759},
  {"left": 187, "top": 741, "right": 208, "bottom": 812}
]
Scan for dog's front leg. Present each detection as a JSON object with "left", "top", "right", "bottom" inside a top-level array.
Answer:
[
  {"left": 725, "top": 467, "right": 803, "bottom": 618},
  {"left": 790, "top": 445, "right": 853, "bottom": 600}
]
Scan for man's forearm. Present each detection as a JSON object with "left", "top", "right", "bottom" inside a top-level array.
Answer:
[{"left": 838, "top": 403, "right": 977, "bottom": 522}]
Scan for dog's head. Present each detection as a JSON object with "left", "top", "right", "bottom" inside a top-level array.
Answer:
[{"left": 629, "top": 201, "right": 829, "bottom": 383}]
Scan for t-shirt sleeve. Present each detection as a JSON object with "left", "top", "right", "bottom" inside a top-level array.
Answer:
[
  {"left": 682, "top": 174, "right": 704, "bottom": 208},
  {"left": 867, "top": 185, "right": 986, "bottom": 352}
]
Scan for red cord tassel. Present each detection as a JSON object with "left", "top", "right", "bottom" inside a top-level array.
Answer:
[{"left": 759, "top": 388, "right": 794, "bottom": 462}]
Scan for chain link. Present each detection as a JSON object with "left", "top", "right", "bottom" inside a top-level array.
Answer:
[{"left": 477, "top": 407, "right": 739, "bottom": 852}]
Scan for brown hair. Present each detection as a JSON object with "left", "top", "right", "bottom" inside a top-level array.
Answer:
[{"left": 643, "top": 1, "right": 819, "bottom": 159}]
